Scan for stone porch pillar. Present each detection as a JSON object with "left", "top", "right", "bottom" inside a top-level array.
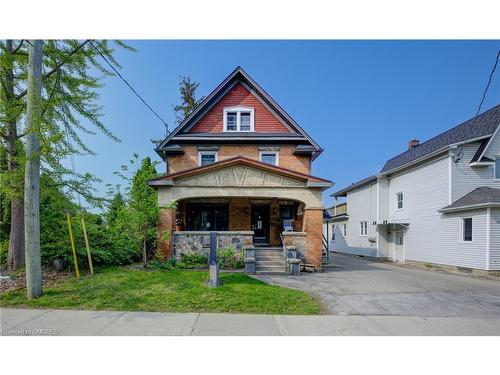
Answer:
[
  {"left": 157, "top": 207, "right": 176, "bottom": 260},
  {"left": 302, "top": 208, "right": 323, "bottom": 270}
]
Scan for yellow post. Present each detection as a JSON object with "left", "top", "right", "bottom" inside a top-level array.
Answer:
[
  {"left": 80, "top": 216, "right": 94, "bottom": 275},
  {"left": 66, "top": 211, "right": 80, "bottom": 279}
]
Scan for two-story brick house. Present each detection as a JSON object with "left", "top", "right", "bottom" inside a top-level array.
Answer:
[{"left": 149, "top": 67, "right": 332, "bottom": 271}]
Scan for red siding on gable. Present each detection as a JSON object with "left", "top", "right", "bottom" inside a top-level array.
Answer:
[{"left": 189, "top": 83, "right": 291, "bottom": 133}]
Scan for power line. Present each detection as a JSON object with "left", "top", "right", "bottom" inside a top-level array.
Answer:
[
  {"left": 88, "top": 40, "right": 169, "bottom": 132},
  {"left": 476, "top": 49, "right": 500, "bottom": 116}
]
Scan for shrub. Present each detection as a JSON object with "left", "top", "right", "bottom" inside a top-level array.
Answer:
[
  {"left": 0, "top": 240, "right": 8, "bottom": 267},
  {"left": 177, "top": 253, "right": 208, "bottom": 269},
  {"left": 150, "top": 257, "right": 176, "bottom": 271},
  {"left": 217, "top": 246, "right": 244, "bottom": 270}
]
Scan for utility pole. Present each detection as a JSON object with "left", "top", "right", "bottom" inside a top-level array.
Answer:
[{"left": 24, "top": 40, "right": 43, "bottom": 299}]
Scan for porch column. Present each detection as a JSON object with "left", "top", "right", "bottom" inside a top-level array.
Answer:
[
  {"left": 157, "top": 207, "right": 175, "bottom": 260},
  {"left": 302, "top": 208, "right": 323, "bottom": 270}
]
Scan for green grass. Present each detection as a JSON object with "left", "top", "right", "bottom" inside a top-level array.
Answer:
[{"left": 0, "top": 267, "right": 321, "bottom": 315}]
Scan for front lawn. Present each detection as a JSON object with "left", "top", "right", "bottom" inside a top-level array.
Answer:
[{"left": 0, "top": 267, "right": 321, "bottom": 315}]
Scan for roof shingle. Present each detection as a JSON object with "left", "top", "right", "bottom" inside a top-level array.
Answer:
[
  {"left": 381, "top": 104, "right": 500, "bottom": 173},
  {"left": 440, "top": 186, "right": 500, "bottom": 212}
]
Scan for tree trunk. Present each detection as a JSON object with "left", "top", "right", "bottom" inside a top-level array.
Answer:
[
  {"left": 24, "top": 40, "right": 43, "bottom": 299},
  {"left": 142, "top": 237, "right": 148, "bottom": 268},
  {"left": 4, "top": 40, "right": 25, "bottom": 271},
  {"left": 8, "top": 200, "right": 24, "bottom": 269}
]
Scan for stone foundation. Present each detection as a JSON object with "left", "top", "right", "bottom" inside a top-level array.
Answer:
[{"left": 173, "top": 231, "right": 253, "bottom": 260}]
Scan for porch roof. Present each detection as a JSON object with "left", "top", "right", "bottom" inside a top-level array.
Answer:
[{"left": 149, "top": 156, "right": 333, "bottom": 188}]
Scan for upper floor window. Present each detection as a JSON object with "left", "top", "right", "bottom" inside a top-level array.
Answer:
[
  {"left": 259, "top": 151, "right": 279, "bottom": 166},
  {"left": 223, "top": 107, "right": 254, "bottom": 132},
  {"left": 198, "top": 151, "right": 217, "bottom": 166},
  {"left": 360, "top": 221, "right": 368, "bottom": 236},
  {"left": 495, "top": 157, "right": 500, "bottom": 179},
  {"left": 462, "top": 217, "right": 473, "bottom": 242},
  {"left": 396, "top": 192, "right": 404, "bottom": 210}
]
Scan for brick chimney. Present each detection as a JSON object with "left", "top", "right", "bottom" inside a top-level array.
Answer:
[{"left": 408, "top": 139, "right": 420, "bottom": 150}]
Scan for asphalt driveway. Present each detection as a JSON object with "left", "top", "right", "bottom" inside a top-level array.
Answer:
[{"left": 254, "top": 253, "right": 500, "bottom": 318}]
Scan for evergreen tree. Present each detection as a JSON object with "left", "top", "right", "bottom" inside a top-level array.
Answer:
[
  {"left": 113, "top": 154, "right": 159, "bottom": 267},
  {"left": 106, "top": 191, "right": 125, "bottom": 225},
  {"left": 173, "top": 76, "right": 205, "bottom": 124}
]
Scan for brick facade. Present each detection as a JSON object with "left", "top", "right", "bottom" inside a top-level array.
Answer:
[
  {"left": 190, "top": 83, "right": 290, "bottom": 133},
  {"left": 302, "top": 208, "right": 324, "bottom": 270},
  {"left": 157, "top": 208, "right": 175, "bottom": 260},
  {"left": 167, "top": 144, "right": 311, "bottom": 175}
]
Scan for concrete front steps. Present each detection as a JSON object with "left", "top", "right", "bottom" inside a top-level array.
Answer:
[{"left": 254, "top": 247, "right": 288, "bottom": 275}]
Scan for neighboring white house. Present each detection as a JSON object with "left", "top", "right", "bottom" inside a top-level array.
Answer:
[{"left": 331, "top": 104, "right": 500, "bottom": 272}]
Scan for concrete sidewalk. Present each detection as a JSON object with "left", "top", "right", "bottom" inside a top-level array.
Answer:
[{"left": 2, "top": 308, "right": 500, "bottom": 335}]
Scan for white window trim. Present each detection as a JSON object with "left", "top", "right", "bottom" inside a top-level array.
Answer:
[
  {"left": 198, "top": 151, "right": 218, "bottom": 166},
  {"left": 223, "top": 107, "right": 255, "bottom": 132},
  {"left": 259, "top": 151, "right": 279, "bottom": 166},
  {"left": 360, "top": 221, "right": 368, "bottom": 237},
  {"left": 395, "top": 191, "right": 405, "bottom": 211},
  {"left": 460, "top": 217, "right": 474, "bottom": 243},
  {"left": 494, "top": 155, "right": 500, "bottom": 180}
]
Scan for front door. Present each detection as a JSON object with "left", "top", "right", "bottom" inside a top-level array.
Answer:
[
  {"left": 393, "top": 231, "right": 405, "bottom": 263},
  {"left": 251, "top": 205, "right": 270, "bottom": 245}
]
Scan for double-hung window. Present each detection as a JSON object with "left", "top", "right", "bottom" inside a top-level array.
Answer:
[
  {"left": 259, "top": 151, "right": 279, "bottom": 166},
  {"left": 396, "top": 192, "right": 404, "bottom": 210},
  {"left": 198, "top": 151, "right": 217, "bottom": 166},
  {"left": 462, "top": 217, "right": 473, "bottom": 242},
  {"left": 223, "top": 107, "right": 254, "bottom": 132},
  {"left": 495, "top": 157, "right": 500, "bottom": 179},
  {"left": 360, "top": 221, "right": 368, "bottom": 236}
]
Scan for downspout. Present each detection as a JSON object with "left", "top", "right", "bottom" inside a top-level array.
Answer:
[
  {"left": 486, "top": 207, "right": 491, "bottom": 270},
  {"left": 376, "top": 180, "right": 380, "bottom": 258}
]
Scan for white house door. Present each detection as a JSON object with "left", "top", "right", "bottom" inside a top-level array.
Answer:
[{"left": 393, "top": 231, "right": 405, "bottom": 263}]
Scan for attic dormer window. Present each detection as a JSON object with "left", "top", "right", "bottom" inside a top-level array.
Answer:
[{"left": 223, "top": 107, "right": 254, "bottom": 132}]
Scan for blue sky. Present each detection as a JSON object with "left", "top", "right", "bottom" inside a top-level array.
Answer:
[{"left": 77, "top": 40, "right": 500, "bottom": 208}]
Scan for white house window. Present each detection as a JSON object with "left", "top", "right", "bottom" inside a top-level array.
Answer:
[
  {"left": 360, "top": 221, "right": 368, "bottom": 236},
  {"left": 495, "top": 157, "right": 500, "bottom": 179},
  {"left": 259, "top": 151, "right": 279, "bottom": 166},
  {"left": 343, "top": 224, "right": 347, "bottom": 237},
  {"left": 223, "top": 107, "right": 254, "bottom": 132},
  {"left": 198, "top": 151, "right": 217, "bottom": 166},
  {"left": 226, "top": 112, "right": 238, "bottom": 131},
  {"left": 462, "top": 217, "right": 473, "bottom": 242},
  {"left": 396, "top": 192, "right": 404, "bottom": 210},
  {"left": 331, "top": 224, "right": 336, "bottom": 241}
]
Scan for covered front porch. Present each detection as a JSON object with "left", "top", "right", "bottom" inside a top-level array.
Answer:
[{"left": 175, "top": 197, "right": 303, "bottom": 247}]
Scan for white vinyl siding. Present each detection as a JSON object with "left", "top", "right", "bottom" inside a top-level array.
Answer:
[
  {"left": 336, "top": 183, "right": 378, "bottom": 257},
  {"left": 387, "top": 156, "right": 487, "bottom": 269},
  {"left": 489, "top": 208, "right": 500, "bottom": 270},
  {"left": 451, "top": 141, "right": 500, "bottom": 201}
]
